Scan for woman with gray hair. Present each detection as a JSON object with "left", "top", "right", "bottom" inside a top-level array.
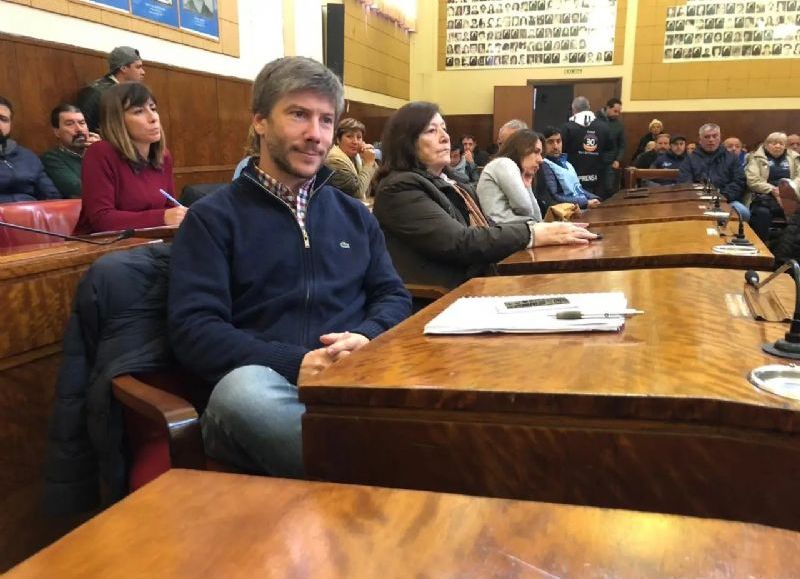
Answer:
[
  {"left": 746, "top": 131, "right": 800, "bottom": 242},
  {"left": 325, "top": 117, "right": 377, "bottom": 200}
]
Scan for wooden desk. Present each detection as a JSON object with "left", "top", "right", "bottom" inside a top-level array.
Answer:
[
  {"left": 603, "top": 190, "right": 713, "bottom": 207},
  {"left": 497, "top": 220, "right": 772, "bottom": 275},
  {"left": 302, "top": 268, "right": 800, "bottom": 530},
  {"left": 86, "top": 224, "right": 179, "bottom": 241},
  {"left": 584, "top": 200, "right": 735, "bottom": 226},
  {"left": 7, "top": 469, "right": 800, "bottom": 578},
  {"left": 0, "top": 238, "right": 157, "bottom": 571}
]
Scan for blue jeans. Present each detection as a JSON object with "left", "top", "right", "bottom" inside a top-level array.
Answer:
[{"left": 201, "top": 365, "right": 306, "bottom": 477}]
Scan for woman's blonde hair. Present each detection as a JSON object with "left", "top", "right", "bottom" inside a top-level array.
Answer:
[
  {"left": 648, "top": 118, "right": 663, "bottom": 131},
  {"left": 99, "top": 82, "right": 166, "bottom": 168}
]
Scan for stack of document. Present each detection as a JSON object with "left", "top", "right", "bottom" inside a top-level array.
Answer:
[{"left": 424, "top": 292, "right": 628, "bottom": 335}]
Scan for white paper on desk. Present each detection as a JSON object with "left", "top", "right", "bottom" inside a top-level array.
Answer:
[{"left": 424, "top": 292, "right": 627, "bottom": 335}]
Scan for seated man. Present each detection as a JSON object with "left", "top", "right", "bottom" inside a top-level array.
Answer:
[
  {"left": 723, "top": 136, "right": 747, "bottom": 167},
  {"left": 634, "top": 133, "right": 670, "bottom": 169},
  {"left": 462, "top": 134, "right": 490, "bottom": 167},
  {"left": 168, "top": 56, "right": 411, "bottom": 477},
  {"left": 678, "top": 123, "right": 746, "bottom": 203},
  {"left": 787, "top": 133, "right": 800, "bottom": 154},
  {"left": 449, "top": 142, "right": 477, "bottom": 184},
  {"left": 535, "top": 126, "right": 601, "bottom": 210},
  {"left": 649, "top": 134, "right": 687, "bottom": 185},
  {"left": 0, "top": 96, "right": 60, "bottom": 203},
  {"left": 40, "top": 104, "right": 101, "bottom": 198}
]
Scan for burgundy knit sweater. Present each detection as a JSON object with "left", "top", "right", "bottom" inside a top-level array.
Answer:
[{"left": 75, "top": 140, "right": 174, "bottom": 234}]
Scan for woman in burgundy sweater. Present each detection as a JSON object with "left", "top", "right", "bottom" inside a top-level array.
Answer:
[{"left": 74, "top": 82, "right": 187, "bottom": 234}]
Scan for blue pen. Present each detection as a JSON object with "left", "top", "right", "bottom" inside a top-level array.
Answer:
[{"left": 159, "top": 188, "right": 185, "bottom": 208}]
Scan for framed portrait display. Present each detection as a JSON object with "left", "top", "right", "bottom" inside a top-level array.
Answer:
[
  {"left": 444, "top": 0, "right": 618, "bottom": 69},
  {"left": 663, "top": 0, "right": 800, "bottom": 62}
]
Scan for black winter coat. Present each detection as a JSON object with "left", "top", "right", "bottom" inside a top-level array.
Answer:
[
  {"left": 372, "top": 170, "right": 530, "bottom": 290},
  {"left": 43, "top": 243, "right": 174, "bottom": 515},
  {"left": 678, "top": 147, "right": 746, "bottom": 203}
]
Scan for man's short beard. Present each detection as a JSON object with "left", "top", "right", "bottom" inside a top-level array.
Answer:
[{"left": 265, "top": 132, "right": 319, "bottom": 180}]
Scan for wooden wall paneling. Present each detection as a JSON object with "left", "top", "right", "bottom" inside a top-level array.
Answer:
[
  {"left": 443, "top": 114, "right": 494, "bottom": 152},
  {"left": 573, "top": 79, "right": 622, "bottom": 116},
  {"left": 0, "top": 40, "right": 21, "bottom": 116},
  {"left": 341, "top": 100, "right": 396, "bottom": 145},
  {"left": 493, "top": 85, "right": 534, "bottom": 141},
  {"left": 215, "top": 78, "right": 252, "bottom": 166},
  {"left": 621, "top": 110, "right": 800, "bottom": 164},
  {"left": 11, "top": 43, "right": 80, "bottom": 153},
  {"left": 164, "top": 70, "right": 219, "bottom": 167}
]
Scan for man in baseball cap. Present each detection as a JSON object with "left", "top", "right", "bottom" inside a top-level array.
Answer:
[{"left": 77, "top": 46, "right": 145, "bottom": 132}]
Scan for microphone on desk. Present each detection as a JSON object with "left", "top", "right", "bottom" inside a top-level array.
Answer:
[
  {"left": 0, "top": 220, "right": 134, "bottom": 246},
  {"left": 703, "top": 178, "right": 722, "bottom": 211},
  {"left": 727, "top": 202, "right": 753, "bottom": 246},
  {"left": 745, "top": 259, "right": 800, "bottom": 359}
]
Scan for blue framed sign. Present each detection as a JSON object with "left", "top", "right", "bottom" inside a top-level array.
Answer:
[
  {"left": 81, "top": 0, "right": 220, "bottom": 40},
  {"left": 179, "top": 0, "right": 219, "bottom": 38},
  {"left": 131, "top": 0, "right": 180, "bottom": 27},
  {"left": 87, "top": 0, "right": 131, "bottom": 11}
]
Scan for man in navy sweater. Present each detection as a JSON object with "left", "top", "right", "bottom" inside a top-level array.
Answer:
[
  {"left": 168, "top": 57, "right": 411, "bottom": 477},
  {"left": 678, "top": 123, "right": 746, "bottom": 202}
]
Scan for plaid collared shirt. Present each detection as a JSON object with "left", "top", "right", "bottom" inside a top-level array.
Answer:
[{"left": 252, "top": 162, "right": 314, "bottom": 229}]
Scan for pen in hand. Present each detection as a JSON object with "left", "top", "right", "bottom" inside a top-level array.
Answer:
[
  {"left": 159, "top": 188, "right": 185, "bottom": 208},
  {"left": 552, "top": 309, "right": 644, "bottom": 320}
]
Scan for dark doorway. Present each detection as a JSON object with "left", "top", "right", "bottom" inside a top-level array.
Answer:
[
  {"left": 531, "top": 79, "right": 623, "bottom": 132},
  {"left": 533, "top": 85, "right": 574, "bottom": 132}
]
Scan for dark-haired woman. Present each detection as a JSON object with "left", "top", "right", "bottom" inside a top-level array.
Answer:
[
  {"left": 477, "top": 129, "right": 544, "bottom": 223},
  {"left": 371, "top": 101, "right": 594, "bottom": 290},
  {"left": 74, "top": 82, "right": 186, "bottom": 234}
]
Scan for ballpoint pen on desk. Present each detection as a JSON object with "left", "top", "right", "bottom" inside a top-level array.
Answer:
[
  {"left": 552, "top": 309, "right": 644, "bottom": 320},
  {"left": 159, "top": 188, "right": 186, "bottom": 208}
]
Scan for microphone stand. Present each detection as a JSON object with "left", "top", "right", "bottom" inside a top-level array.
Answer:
[
  {"left": 0, "top": 221, "right": 134, "bottom": 245},
  {"left": 727, "top": 203, "right": 753, "bottom": 246},
  {"left": 748, "top": 260, "right": 800, "bottom": 359}
]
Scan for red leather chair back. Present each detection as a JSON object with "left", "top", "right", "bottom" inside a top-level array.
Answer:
[{"left": 0, "top": 199, "right": 82, "bottom": 248}]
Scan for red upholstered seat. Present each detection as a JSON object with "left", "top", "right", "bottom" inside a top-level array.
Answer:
[{"left": 0, "top": 199, "right": 82, "bottom": 247}]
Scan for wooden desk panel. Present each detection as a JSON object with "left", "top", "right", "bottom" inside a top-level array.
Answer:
[
  {"left": 584, "top": 200, "right": 735, "bottom": 226},
  {"left": 603, "top": 191, "right": 713, "bottom": 207},
  {"left": 302, "top": 268, "right": 800, "bottom": 529},
  {"left": 498, "top": 221, "right": 772, "bottom": 274},
  {"left": 7, "top": 469, "right": 800, "bottom": 579},
  {"left": 0, "top": 238, "right": 156, "bottom": 571}
]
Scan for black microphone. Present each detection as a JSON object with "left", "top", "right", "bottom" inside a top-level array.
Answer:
[
  {"left": 0, "top": 220, "right": 134, "bottom": 245},
  {"left": 746, "top": 260, "right": 800, "bottom": 359},
  {"left": 727, "top": 202, "right": 753, "bottom": 246}
]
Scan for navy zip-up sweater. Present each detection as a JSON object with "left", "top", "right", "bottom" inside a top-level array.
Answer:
[
  {"left": 678, "top": 146, "right": 746, "bottom": 202},
  {"left": 168, "top": 166, "right": 411, "bottom": 385}
]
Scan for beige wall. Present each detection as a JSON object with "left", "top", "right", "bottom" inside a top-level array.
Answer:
[
  {"left": 343, "top": 0, "right": 411, "bottom": 101},
  {"left": 411, "top": 0, "right": 800, "bottom": 114}
]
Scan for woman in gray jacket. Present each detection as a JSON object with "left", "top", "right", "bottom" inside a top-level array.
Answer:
[
  {"left": 371, "top": 101, "right": 594, "bottom": 290},
  {"left": 477, "top": 129, "right": 544, "bottom": 223}
]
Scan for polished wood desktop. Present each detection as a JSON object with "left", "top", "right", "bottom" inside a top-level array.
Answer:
[
  {"left": 302, "top": 268, "right": 800, "bottom": 530},
  {"left": 0, "top": 238, "right": 157, "bottom": 571},
  {"left": 603, "top": 190, "right": 712, "bottom": 207},
  {"left": 498, "top": 220, "right": 772, "bottom": 274},
  {"left": 7, "top": 469, "right": 800, "bottom": 578},
  {"left": 584, "top": 199, "right": 735, "bottom": 226},
  {"left": 86, "top": 225, "right": 179, "bottom": 241}
]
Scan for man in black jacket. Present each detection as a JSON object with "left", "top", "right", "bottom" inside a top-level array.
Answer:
[
  {"left": 561, "top": 96, "right": 611, "bottom": 196},
  {"left": 595, "top": 97, "right": 625, "bottom": 198},
  {"left": 678, "top": 123, "right": 746, "bottom": 202},
  {"left": 76, "top": 46, "right": 145, "bottom": 132}
]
